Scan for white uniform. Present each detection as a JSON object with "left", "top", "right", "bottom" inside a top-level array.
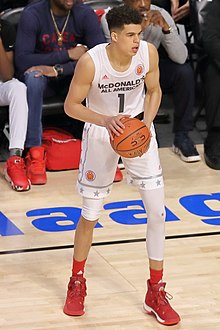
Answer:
[
  {"left": 78, "top": 41, "right": 165, "bottom": 261},
  {"left": 77, "top": 41, "right": 164, "bottom": 199}
]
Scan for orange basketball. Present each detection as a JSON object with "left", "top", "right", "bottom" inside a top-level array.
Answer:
[{"left": 110, "top": 117, "right": 151, "bottom": 158}]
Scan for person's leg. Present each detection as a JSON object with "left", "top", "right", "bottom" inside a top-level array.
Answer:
[
  {"left": 140, "top": 188, "right": 180, "bottom": 325},
  {"left": 64, "top": 123, "right": 119, "bottom": 316},
  {"left": 159, "top": 59, "right": 201, "bottom": 162},
  {"left": 63, "top": 197, "right": 104, "bottom": 316},
  {"left": 159, "top": 59, "right": 194, "bottom": 133},
  {"left": 123, "top": 125, "right": 180, "bottom": 325},
  {"left": 0, "top": 79, "right": 28, "bottom": 150},
  {"left": 0, "top": 79, "right": 30, "bottom": 191},
  {"left": 24, "top": 71, "right": 47, "bottom": 148},
  {"left": 23, "top": 71, "right": 48, "bottom": 184},
  {"left": 203, "top": 64, "right": 220, "bottom": 169}
]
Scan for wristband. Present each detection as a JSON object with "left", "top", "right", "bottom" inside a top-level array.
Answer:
[
  {"left": 162, "top": 26, "right": 172, "bottom": 35},
  {"left": 53, "top": 64, "right": 63, "bottom": 77}
]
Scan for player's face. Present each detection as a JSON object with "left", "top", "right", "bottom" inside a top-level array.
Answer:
[
  {"left": 124, "top": 0, "right": 151, "bottom": 16},
  {"left": 116, "top": 24, "right": 142, "bottom": 56},
  {"left": 51, "top": 0, "right": 75, "bottom": 11}
]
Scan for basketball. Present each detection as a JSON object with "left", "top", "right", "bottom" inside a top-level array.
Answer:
[{"left": 110, "top": 117, "right": 151, "bottom": 158}]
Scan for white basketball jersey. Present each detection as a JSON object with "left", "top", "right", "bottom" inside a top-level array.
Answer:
[{"left": 87, "top": 40, "right": 150, "bottom": 117}]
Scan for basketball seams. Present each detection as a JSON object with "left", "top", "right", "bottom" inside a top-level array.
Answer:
[
  {"left": 115, "top": 126, "right": 150, "bottom": 151},
  {"left": 110, "top": 118, "right": 150, "bottom": 158}
]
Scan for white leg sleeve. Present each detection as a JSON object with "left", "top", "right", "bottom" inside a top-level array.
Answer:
[
  {"left": 139, "top": 187, "right": 166, "bottom": 261},
  {"left": 81, "top": 196, "right": 104, "bottom": 221},
  {"left": 0, "top": 79, "right": 28, "bottom": 150}
]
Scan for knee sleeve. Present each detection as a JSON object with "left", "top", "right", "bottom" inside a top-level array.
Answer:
[
  {"left": 81, "top": 197, "right": 104, "bottom": 221},
  {"left": 139, "top": 188, "right": 166, "bottom": 261}
]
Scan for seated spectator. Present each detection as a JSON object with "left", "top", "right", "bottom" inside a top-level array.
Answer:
[
  {"left": 101, "top": 0, "right": 201, "bottom": 163},
  {"left": 15, "top": 0, "right": 106, "bottom": 185},
  {"left": 200, "top": 1, "right": 220, "bottom": 170},
  {"left": 0, "top": 17, "right": 30, "bottom": 191}
]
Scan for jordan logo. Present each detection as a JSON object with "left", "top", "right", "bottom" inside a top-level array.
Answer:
[{"left": 102, "top": 74, "right": 109, "bottom": 80}]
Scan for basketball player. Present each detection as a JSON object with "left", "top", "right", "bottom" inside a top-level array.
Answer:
[{"left": 63, "top": 4, "right": 180, "bottom": 326}]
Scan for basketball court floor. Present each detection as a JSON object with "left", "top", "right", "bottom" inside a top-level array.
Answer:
[{"left": 0, "top": 143, "right": 219, "bottom": 330}]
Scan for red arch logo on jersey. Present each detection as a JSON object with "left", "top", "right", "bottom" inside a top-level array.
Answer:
[
  {"left": 135, "top": 64, "right": 144, "bottom": 75},
  {"left": 85, "top": 170, "right": 96, "bottom": 181}
]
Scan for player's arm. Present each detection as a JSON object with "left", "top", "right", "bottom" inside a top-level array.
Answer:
[
  {"left": 64, "top": 53, "right": 127, "bottom": 139},
  {"left": 143, "top": 43, "right": 162, "bottom": 129}
]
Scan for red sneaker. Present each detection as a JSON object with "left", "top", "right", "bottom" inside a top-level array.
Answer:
[
  {"left": 25, "top": 146, "right": 47, "bottom": 185},
  {"left": 4, "top": 156, "right": 31, "bottom": 191},
  {"left": 114, "top": 166, "right": 123, "bottom": 182},
  {"left": 63, "top": 276, "right": 87, "bottom": 316},
  {"left": 143, "top": 280, "right": 180, "bottom": 325}
]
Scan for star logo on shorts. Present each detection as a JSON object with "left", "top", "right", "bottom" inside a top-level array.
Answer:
[
  {"left": 94, "top": 190, "right": 100, "bottom": 197},
  {"left": 140, "top": 181, "right": 146, "bottom": 188}
]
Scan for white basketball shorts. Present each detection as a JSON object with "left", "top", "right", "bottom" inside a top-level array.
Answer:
[{"left": 77, "top": 122, "right": 164, "bottom": 199}]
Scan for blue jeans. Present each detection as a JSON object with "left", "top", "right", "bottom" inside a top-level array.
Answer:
[
  {"left": 23, "top": 71, "right": 72, "bottom": 148},
  {"left": 159, "top": 58, "right": 195, "bottom": 133},
  {"left": 24, "top": 71, "right": 48, "bottom": 148}
]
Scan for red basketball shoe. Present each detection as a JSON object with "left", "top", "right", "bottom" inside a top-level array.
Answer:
[
  {"left": 25, "top": 146, "right": 47, "bottom": 185},
  {"left": 63, "top": 276, "right": 87, "bottom": 316},
  {"left": 4, "top": 156, "right": 31, "bottom": 191},
  {"left": 143, "top": 280, "right": 180, "bottom": 325}
]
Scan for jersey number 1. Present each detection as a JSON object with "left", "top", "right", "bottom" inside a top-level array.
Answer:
[{"left": 118, "top": 94, "right": 125, "bottom": 113}]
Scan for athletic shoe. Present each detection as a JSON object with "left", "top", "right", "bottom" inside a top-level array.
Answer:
[
  {"left": 172, "top": 132, "right": 201, "bottom": 162},
  {"left": 25, "top": 146, "right": 47, "bottom": 185},
  {"left": 204, "top": 131, "right": 220, "bottom": 170},
  {"left": 4, "top": 156, "right": 31, "bottom": 192},
  {"left": 63, "top": 276, "right": 87, "bottom": 316},
  {"left": 143, "top": 280, "right": 180, "bottom": 326},
  {"left": 114, "top": 166, "right": 123, "bottom": 182}
]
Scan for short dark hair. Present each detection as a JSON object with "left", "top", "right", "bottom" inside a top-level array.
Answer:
[{"left": 106, "top": 4, "right": 142, "bottom": 32}]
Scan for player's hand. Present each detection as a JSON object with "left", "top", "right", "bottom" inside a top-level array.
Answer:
[
  {"left": 68, "top": 45, "right": 88, "bottom": 60},
  {"left": 25, "top": 65, "right": 57, "bottom": 77},
  {"left": 104, "top": 115, "right": 130, "bottom": 141}
]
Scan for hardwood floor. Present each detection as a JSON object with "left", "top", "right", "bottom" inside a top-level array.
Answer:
[{"left": 0, "top": 145, "right": 219, "bottom": 329}]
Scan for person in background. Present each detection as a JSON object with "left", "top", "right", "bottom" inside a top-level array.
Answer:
[
  {"left": 63, "top": 4, "right": 180, "bottom": 326},
  {"left": 152, "top": 0, "right": 189, "bottom": 23},
  {"left": 15, "top": 0, "right": 105, "bottom": 185},
  {"left": 0, "top": 18, "right": 30, "bottom": 191},
  {"left": 101, "top": 0, "right": 200, "bottom": 163},
  {"left": 200, "top": 0, "right": 220, "bottom": 170}
]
